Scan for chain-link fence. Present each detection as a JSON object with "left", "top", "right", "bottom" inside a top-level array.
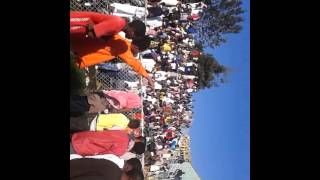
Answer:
[
  {"left": 70, "top": 0, "right": 148, "bottom": 171},
  {"left": 70, "top": 0, "right": 146, "bottom": 12},
  {"left": 96, "top": 64, "right": 139, "bottom": 91},
  {"left": 96, "top": 63, "right": 143, "bottom": 117},
  {"left": 70, "top": 0, "right": 146, "bottom": 114}
]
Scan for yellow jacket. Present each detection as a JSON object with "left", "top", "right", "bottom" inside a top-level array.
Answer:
[
  {"left": 162, "top": 43, "right": 172, "bottom": 52},
  {"left": 96, "top": 113, "right": 129, "bottom": 131}
]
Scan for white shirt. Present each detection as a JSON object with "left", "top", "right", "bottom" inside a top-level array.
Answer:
[
  {"left": 125, "top": 81, "right": 139, "bottom": 89},
  {"left": 154, "top": 82, "right": 163, "bottom": 90},
  {"left": 150, "top": 165, "right": 161, "bottom": 172},
  {"left": 146, "top": 16, "right": 163, "bottom": 29},
  {"left": 178, "top": 67, "right": 185, "bottom": 72},
  {"left": 111, "top": 3, "right": 146, "bottom": 18},
  {"left": 160, "top": 0, "right": 179, "bottom": 6},
  {"left": 156, "top": 144, "right": 163, "bottom": 150},
  {"left": 191, "top": 9, "right": 202, "bottom": 16},
  {"left": 168, "top": 126, "right": 176, "bottom": 131},
  {"left": 90, "top": 115, "right": 98, "bottom": 131},
  {"left": 70, "top": 154, "right": 82, "bottom": 160},
  {"left": 170, "top": 63, "right": 177, "bottom": 69},
  {"left": 185, "top": 62, "right": 194, "bottom": 67},
  {"left": 164, "top": 97, "right": 174, "bottom": 104},
  {"left": 188, "top": 3, "right": 199, "bottom": 9},
  {"left": 182, "top": 50, "right": 190, "bottom": 54},
  {"left": 168, "top": 72, "right": 179, "bottom": 77},
  {"left": 168, "top": 53, "right": 175, "bottom": 60},
  {"left": 189, "top": 41, "right": 195, "bottom": 47},
  {"left": 162, "top": 153, "right": 171, "bottom": 159},
  {"left": 147, "top": 96, "right": 157, "bottom": 104},
  {"left": 120, "top": 152, "right": 137, "bottom": 161},
  {"left": 141, "top": 58, "right": 156, "bottom": 72},
  {"left": 154, "top": 71, "right": 167, "bottom": 81},
  {"left": 182, "top": 38, "right": 189, "bottom": 45},
  {"left": 187, "top": 89, "right": 194, "bottom": 93},
  {"left": 118, "top": 31, "right": 127, "bottom": 40},
  {"left": 182, "top": 75, "right": 196, "bottom": 80}
]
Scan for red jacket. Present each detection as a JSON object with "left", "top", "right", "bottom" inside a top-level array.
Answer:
[
  {"left": 72, "top": 130, "right": 129, "bottom": 156},
  {"left": 134, "top": 113, "right": 144, "bottom": 120},
  {"left": 165, "top": 129, "right": 175, "bottom": 141},
  {"left": 191, "top": 50, "right": 200, "bottom": 57},
  {"left": 70, "top": 11, "right": 126, "bottom": 38}
]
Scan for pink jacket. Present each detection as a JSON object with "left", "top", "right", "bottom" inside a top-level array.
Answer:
[{"left": 104, "top": 90, "right": 141, "bottom": 110}]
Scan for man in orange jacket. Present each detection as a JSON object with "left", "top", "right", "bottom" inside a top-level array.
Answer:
[
  {"left": 70, "top": 11, "right": 146, "bottom": 39},
  {"left": 71, "top": 32, "right": 154, "bottom": 86}
]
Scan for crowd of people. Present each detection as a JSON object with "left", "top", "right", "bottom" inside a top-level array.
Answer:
[{"left": 70, "top": 0, "right": 207, "bottom": 179}]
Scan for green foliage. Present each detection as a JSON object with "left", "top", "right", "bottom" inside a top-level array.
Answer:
[
  {"left": 196, "top": 53, "right": 227, "bottom": 89},
  {"left": 194, "top": 43, "right": 204, "bottom": 51},
  {"left": 70, "top": 51, "right": 86, "bottom": 95},
  {"left": 195, "top": 0, "right": 245, "bottom": 48}
]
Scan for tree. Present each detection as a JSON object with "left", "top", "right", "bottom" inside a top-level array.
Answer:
[
  {"left": 196, "top": 53, "right": 227, "bottom": 89},
  {"left": 194, "top": 42, "right": 204, "bottom": 51},
  {"left": 195, "top": 0, "right": 245, "bottom": 48}
]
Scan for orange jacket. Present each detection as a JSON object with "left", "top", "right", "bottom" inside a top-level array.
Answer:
[
  {"left": 70, "top": 11, "right": 126, "bottom": 38},
  {"left": 71, "top": 34, "right": 149, "bottom": 78}
]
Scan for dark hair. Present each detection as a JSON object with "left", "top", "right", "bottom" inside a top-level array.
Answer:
[
  {"left": 136, "top": 136, "right": 146, "bottom": 144},
  {"left": 159, "top": 2, "right": 166, "bottom": 6},
  {"left": 132, "top": 36, "right": 151, "bottom": 51},
  {"left": 126, "top": 158, "right": 142, "bottom": 171},
  {"left": 128, "top": 20, "right": 146, "bottom": 37},
  {"left": 126, "top": 170, "right": 144, "bottom": 180},
  {"left": 130, "top": 142, "right": 146, "bottom": 155},
  {"left": 128, "top": 119, "right": 141, "bottom": 129}
]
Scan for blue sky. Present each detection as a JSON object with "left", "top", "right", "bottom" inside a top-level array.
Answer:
[{"left": 189, "top": 1, "right": 250, "bottom": 180}]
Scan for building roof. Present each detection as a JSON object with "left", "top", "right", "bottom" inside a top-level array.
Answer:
[{"left": 169, "top": 162, "right": 201, "bottom": 180}]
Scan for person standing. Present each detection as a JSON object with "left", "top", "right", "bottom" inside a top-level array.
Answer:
[
  {"left": 70, "top": 11, "right": 146, "bottom": 39},
  {"left": 71, "top": 33, "right": 154, "bottom": 87},
  {"left": 71, "top": 130, "right": 146, "bottom": 156}
]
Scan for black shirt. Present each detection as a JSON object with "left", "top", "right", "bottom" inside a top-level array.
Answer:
[{"left": 70, "top": 159, "right": 122, "bottom": 180}]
